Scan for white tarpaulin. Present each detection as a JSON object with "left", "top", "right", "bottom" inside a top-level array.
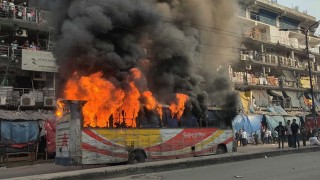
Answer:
[
  {"left": 285, "top": 91, "right": 301, "bottom": 108},
  {"left": 0, "top": 110, "right": 55, "bottom": 120},
  {"left": 22, "top": 49, "right": 59, "bottom": 72}
]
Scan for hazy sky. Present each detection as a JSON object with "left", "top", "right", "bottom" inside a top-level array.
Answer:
[
  {"left": 277, "top": 0, "right": 320, "bottom": 20},
  {"left": 277, "top": 0, "right": 320, "bottom": 33}
]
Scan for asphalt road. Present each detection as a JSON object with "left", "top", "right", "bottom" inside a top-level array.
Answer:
[{"left": 108, "top": 151, "right": 320, "bottom": 180}]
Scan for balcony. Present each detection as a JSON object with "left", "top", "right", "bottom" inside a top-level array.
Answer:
[
  {"left": 0, "top": 4, "right": 50, "bottom": 28},
  {"left": 238, "top": 10, "right": 277, "bottom": 27}
]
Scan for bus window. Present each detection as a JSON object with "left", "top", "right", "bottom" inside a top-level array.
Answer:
[
  {"left": 207, "top": 110, "right": 219, "bottom": 127},
  {"left": 180, "top": 111, "right": 199, "bottom": 128},
  {"left": 136, "top": 108, "right": 161, "bottom": 128},
  {"left": 164, "top": 108, "right": 179, "bottom": 128}
]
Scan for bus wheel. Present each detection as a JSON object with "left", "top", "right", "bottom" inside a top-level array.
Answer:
[
  {"left": 128, "top": 150, "right": 146, "bottom": 164},
  {"left": 216, "top": 145, "right": 226, "bottom": 154}
]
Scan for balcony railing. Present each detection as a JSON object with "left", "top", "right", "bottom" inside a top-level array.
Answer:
[
  {"left": 240, "top": 27, "right": 320, "bottom": 54},
  {"left": 239, "top": 10, "right": 277, "bottom": 27},
  {"left": 0, "top": 3, "right": 48, "bottom": 24},
  {"left": 0, "top": 44, "right": 22, "bottom": 59}
]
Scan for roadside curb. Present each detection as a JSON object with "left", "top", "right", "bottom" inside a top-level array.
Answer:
[{"left": 9, "top": 146, "right": 320, "bottom": 180}]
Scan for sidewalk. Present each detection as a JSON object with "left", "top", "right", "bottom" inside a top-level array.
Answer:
[{"left": 1, "top": 142, "right": 319, "bottom": 180}]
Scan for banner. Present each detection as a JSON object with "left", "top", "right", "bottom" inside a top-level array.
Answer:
[{"left": 22, "top": 49, "right": 59, "bottom": 72}]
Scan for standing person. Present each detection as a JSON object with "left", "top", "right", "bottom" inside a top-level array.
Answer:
[
  {"left": 253, "top": 131, "right": 259, "bottom": 145},
  {"left": 300, "top": 125, "right": 307, "bottom": 146},
  {"left": 285, "top": 120, "right": 293, "bottom": 147},
  {"left": 264, "top": 128, "right": 269, "bottom": 144},
  {"left": 235, "top": 130, "right": 240, "bottom": 147},
  {"left": 261, "top": 128, "right": 265, "bottom": 144},
  {"left": 241, "top": 129, "right": 247, "bottom": 146},
  {"left": 291, "top": 119, "right": 300, "bottom": 148},
  {"left": 275, "top": 122, "right": 287, "bottom": 148}
]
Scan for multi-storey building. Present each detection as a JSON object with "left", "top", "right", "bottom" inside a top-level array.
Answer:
[
  {"left": 0, "top": 1, "right": 56, "bottom": 110},
  {"left": 233, "top": 0, "right": 320, "bottom": 126}
]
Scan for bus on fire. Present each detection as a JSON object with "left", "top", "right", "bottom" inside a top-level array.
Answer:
[{"left": 55, "top": 100, "right": 236, "bottom": 165}]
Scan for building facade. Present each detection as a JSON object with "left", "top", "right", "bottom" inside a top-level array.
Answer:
[
  {"left": 0, "top": 0, "right": 56, "bottom": 109},
  {"left": 234, "top": 0, "right": 320, "bottom": 121}
]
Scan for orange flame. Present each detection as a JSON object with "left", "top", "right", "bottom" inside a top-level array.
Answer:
[
  {"left": 142, "top": 91, "right": 163, "bottom": 119},
  {"left": 55, "top": 99, "right": 64, "bottom": 118},
  {"left": 64, "top": 72, "right": 126, "bottom": 127},
  {"left": 169, "top": 93, "right": 189, "bottom": 120},
  {"left": 115, "top": 82, "right": 140, "bottom": 127}
]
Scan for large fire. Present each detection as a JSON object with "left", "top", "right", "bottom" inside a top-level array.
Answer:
[
  {"left": 57, "top": 69, "right": 189, "bottom": 127},
  {"left": 169, "top": 93, "right": 189, "bottom": 120}
]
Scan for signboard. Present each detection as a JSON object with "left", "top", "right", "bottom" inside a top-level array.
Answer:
[{"left": 22, "top": 49, "right": 59, "bottom": 72}]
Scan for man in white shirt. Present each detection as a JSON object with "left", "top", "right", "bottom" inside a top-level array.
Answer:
[{"left": 241, "top": 129, "right": 248, "bottom": 146}]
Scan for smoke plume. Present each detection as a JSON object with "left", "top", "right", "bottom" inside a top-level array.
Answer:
[{"left": 33, "top": 0, "right": 240, "bottom": 119}]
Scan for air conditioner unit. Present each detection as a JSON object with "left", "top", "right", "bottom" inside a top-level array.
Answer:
[
  {"left": 271, "top": 56, "right": 275, "bottom": 64},
  {"left": 288, "top": 58, "right": 293, "bottom": 67},
  {"left": 44, "top": 97, "right": 56, "bottom": 107},
  {"left": 0, "top": 96, "right": 6, "bottom": 105},
  {"left": 279, "top": 56, "right": 284, "bottom": 65},
  {"left": 265, "top": 67, "right": 271, "bottom": 73},
  {"left": 33, "top": 72, "right": 46, "bottom": 81},
  {"left": 20, "top": 96, "right": 35, "bottom": 106},
  {"left": 284, "top": 58, "right": 288, "bottom": 66},
  {"left": 266, "top": 55, "right": 272, "bottom": 63},
  {"left": 241, "top": 54, "right": 247, "bottom": 61},
  {"left": 16, "top": 29, "right": 28, "bottom": 37},
  {"left": 245, "top": 64, "right": 252, "bottom": 70},
  {"left": 274, "top": 56, "right": 278, "bottom": 64}
]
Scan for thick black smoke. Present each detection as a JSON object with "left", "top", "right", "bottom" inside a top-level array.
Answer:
[{"left": 32, "top": 0, "right": 240, "bottom": 119}]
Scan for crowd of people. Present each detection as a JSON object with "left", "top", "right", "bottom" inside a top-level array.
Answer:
[
  {"left": 235, "top": 119, "right": 320, "bottom": 148},
  {"left": 0, "top": 39, "right": 43, "bottom": 57},
  {"left": 0, "top": 0, "right": 45, "bottom": 23}
]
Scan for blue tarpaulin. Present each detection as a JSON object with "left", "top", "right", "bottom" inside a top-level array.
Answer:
[
  {"left": 265, "top": 115, "right": 285, "bottom": 133},
  {"left": 233, "top": 114, "right": 262, "bottom": 134},
  {"left": 0, "top": 120, "right": 39, "bottom": 145}
]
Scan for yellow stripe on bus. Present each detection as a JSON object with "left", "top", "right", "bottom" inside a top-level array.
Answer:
[
  {"left": 95, "top": 129, "right": 161, "bottom": 148},
  {"left": 195, "top": 129, "right": 224, "bottom": 149}
]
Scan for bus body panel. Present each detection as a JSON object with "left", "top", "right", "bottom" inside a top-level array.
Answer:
[{"left": 55, "top": 101, "right": 235, "bottom": 165}]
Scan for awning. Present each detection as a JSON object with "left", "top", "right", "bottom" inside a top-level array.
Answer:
[
  {"left": 267, "top": 106, "right": 288, "bottom": 115},
  {"left": 252, "top": 90, "right": 269, "bottom": 107},
  {"left": 268, "top": 90, "right": 284, "bottom": 101},
  {"left": 0, "top": 110, "right": 54, "bottom": 120},
  {"left": 297, "top": 92, "right": 307, "bottom": 108},
  {"left": 285, "top": 91, "right": 301, "bottom": 108},
  {"left": 282, "top": 70, "right": 296, "bottom": 82},
  {"left": 268, "top": 90, "right": 284, "bottom": 97},
  {"left": 239, "top": 91, "right": 250, "bottom": 114},
  {"left": 265, "top": 115, "right": 285, "bottom": 133}
]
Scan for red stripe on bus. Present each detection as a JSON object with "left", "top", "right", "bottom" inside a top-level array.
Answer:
[
  {"left": 82, "top": 143, "right": 128, "bottom": 159},
  {"left": 149, "top": 137, "right": 233, "bottom": 159},
  {"left": 145, "top": 128, "right": 218, "bottom": 152}
]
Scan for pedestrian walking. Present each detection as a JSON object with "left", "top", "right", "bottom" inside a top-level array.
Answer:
[
  {"left": 285, "top": 120, "right": 293, "bottom": 147},
  {"left": 291, "top": 119, "right": 300, "bottom": 148},
  {"left": 275, "top": 122, "right": 287, "bottom": 148},
  {"left": 253, "top": 131, "right": 259, "bottom": 145}
]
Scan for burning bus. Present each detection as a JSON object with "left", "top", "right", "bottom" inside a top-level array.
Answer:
[
  {"left": 49, "top": 0, "right": 240, "bottom": 165},
  {"left": 55, "top": 99, "right": 235, "bottom": 165}
]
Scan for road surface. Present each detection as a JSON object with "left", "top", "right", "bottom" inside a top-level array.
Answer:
[{"left": 108, "top": 151, "right": 320, "bottom": 180}]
